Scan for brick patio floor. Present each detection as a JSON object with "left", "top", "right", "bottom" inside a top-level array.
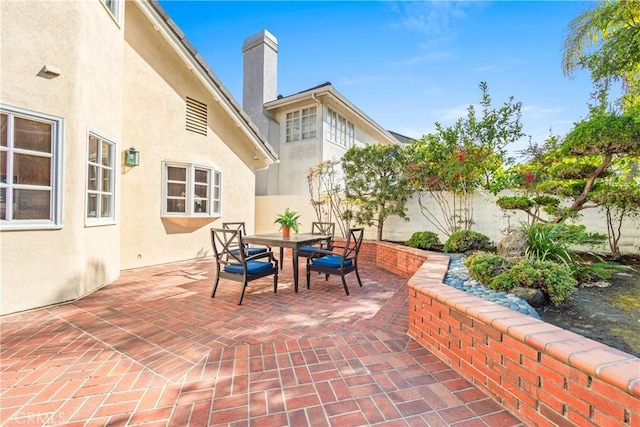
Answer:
[{"left": 1, "top": 257, "right": 525, "bottom": 426}]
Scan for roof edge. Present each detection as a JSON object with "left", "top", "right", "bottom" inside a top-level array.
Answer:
[{"left": 141, "top": 0, "right": 279, "bottom": 166}]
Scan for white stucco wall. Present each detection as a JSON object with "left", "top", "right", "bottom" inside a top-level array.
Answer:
[
  {"left": 266, "top": 102, "right": 395, "bottom": 197},
  {"left": 120, "top": 3, "right": 259, "bottom": 270},
  {"left": 0, "top": 1, "right": 123, "bottom": 315},
  {"left": 256, "top": 192, "right": 640, "bottom": 255}
]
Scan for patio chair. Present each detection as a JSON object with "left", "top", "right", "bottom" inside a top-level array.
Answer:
[
  {"left": 222, "top": 222, "right": 268, "bottom": 256},
  {"left": 210, "top": 227, "right": 278, "bottom": 305},
  {"left": 305, "top": 227, "right": 364, "bottom": 295},
  {"left": 297, "top": 222, "right": 336, "bottom": 261}
]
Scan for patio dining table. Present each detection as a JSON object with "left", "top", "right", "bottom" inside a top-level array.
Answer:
[{"left": 243, "top": 232, "right": 332, "bottom": 292}]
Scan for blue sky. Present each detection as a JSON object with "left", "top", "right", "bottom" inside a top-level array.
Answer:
[{"left": 159, "top": 1, "right": 602, "bottom": 156}]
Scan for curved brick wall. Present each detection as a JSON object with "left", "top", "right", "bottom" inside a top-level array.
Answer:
[{"left": 349, "top": 240, "right": 640, "bottom": 427}]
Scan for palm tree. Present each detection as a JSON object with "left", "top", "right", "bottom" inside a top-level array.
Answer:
[{"left": 562, "top": 0, "right": 640, "bottom": 112}]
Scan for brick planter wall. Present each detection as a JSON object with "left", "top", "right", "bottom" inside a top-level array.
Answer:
[{"left": 349, "top": 240, "right": 640, "bottom": 427}]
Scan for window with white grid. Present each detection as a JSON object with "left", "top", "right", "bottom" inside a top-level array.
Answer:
[
  {"left": 86, "top": 132, "right": 115, "bottom": 224},
  {"left": 0, "top": 105, "right": 63, "bottom": 230},
  {"left": 286, "top": 107, "right": 317, "bottom": 142},
  {"left": 163, "top": 162, "right": 221, "bottom": 217},
  {"left": 327, "top": 108, "right": 354, "bottom": 148}
]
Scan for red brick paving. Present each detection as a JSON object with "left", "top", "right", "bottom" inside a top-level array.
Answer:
[{"left": 1, "top": 258, "right": 525, "bottom": 426}]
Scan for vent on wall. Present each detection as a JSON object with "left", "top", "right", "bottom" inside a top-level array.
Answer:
[{"left": 186, "top": 97, "right": 207, "bottom": 136}]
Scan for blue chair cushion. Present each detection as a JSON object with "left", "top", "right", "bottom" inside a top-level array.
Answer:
[
  {"left": 312, "top": 255, "right": 352, "bottom": 269},
  {"left": 231, "top": 247, "right": 267, "bottom": 256},
  {"left": 298, "top": 245, "right": 319, "bottom": 254},
  {"left": 224, "top": 261, "right": 274, "bottom": 275}
]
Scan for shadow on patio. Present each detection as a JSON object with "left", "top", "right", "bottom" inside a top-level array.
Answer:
[{"left": 0, "top": 258, "right": 524, "bottom": 426}]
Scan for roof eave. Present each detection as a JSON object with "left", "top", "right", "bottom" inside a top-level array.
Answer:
[
  {"left": 265, "top": 86, "right": 399, "bottom": 145},
  {"left": 139, "top": 0, "right": 279, "bottom": 167}
]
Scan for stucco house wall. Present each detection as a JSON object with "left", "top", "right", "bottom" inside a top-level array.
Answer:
[
  {"left": 1, "top": 0, "right": 277, "bottom": 315},
  {"left": 0, "top": 1, "right": 124, "bottom": 314},
  {"left": 120, "top": 3, "right": 262, "bottom": 270}
]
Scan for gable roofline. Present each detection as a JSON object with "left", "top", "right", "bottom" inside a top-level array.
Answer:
[
  {"left": 264, "top": 83, "right": 400, "bottom": 145},
  {"left": 138, "top": 0, "right": 279, "bottom": 168},
  {"left": 387, "top": 131, "right": 416, "bottom": 145}
]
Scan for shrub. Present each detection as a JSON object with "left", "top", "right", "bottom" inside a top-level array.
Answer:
[
  {"left": 443, "top": 230, "right": 492, "bottom": 253},
  {"left": 522, "top": 221, "right": 608, "bottom": 279},
  {"left": 532, "top": 195, "right": 560, "bottom": 207},
  {"left": 490, "top": 259, "right": 577, "bottom": 306},
  {"left": 406, "top": 231, "right": 440, "bottom": 250},
  {"left": 464, "top": 253, "right": 515, "bottom": 285},
  {"left": 496, "top": 196, "right": 534, "bottom": 211}
]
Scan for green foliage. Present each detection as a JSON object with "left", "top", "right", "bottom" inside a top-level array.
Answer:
[
  {"left": 523, "top": 221, "right": 606, "bottom": 267},
  {"left": 342, "top": 144, "right": 413, "bottom": 241},
  {"left": 443, "top": 230, "right": 492, "bottom": 253},
  {"left": 490, "top": 259, "right": 577, "bottom": 306},
  {"left": 562, "top": 113, "right": 640, "bottom": 156},
  {"left": 407, "top": 82, "right": 524, "bottom": 236},
  {"left": 574, "top": 261, "right": 630, "bottom": 282},
  {"left": 496, "top": 196, "right": 534, "bottom": 211},
  {"left": 531, "top": 195, "right": 560, "bottom": 207},
  {"left": 550, "top": 161, "right": 604, "bottom": 180},
  {"left": 500, "top": 112, "right": 639, "bottom": 226},
  {"left": 464, "top": 253, "right": 515, "bottom": 285},
  {"left": 536, "top": 179, "right": 590, "bottom": 198},
  {"left": 562, "top": 1, "right": 640, "bottom": 112},
  {"left": 590, "top": 183, "right": 640, "bottom": 257},
  {"left": 519, "top": 221, "right": 623, "bottom": 281},
  {"left": 273, "top": 208, "right": 301, "bottom": 233},
  {"left": 406, "top": 231, "right": 441, "bottom": 250}
]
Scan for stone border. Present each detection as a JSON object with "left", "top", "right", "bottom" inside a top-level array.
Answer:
[{"left": 346, "top": 239, "right": 640, "bottom": 426}]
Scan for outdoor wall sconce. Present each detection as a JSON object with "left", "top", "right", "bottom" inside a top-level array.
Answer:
[
  {"left": 125, "top": 147, "right": 140, "bottom": 166},
  {"left": 38, "top": 64, "right": 61, "bottom": 79}
]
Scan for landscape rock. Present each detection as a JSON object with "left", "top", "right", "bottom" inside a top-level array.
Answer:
[
  {"left": 509, "top": 287, "right": 547, "bottom": 308},
  {"left": 496, "top": 229, "right": 529, "bottom": 257}
]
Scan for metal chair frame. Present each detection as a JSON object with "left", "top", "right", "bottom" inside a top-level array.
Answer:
[
  {"left": 222, "top": 222, "right": 268, "bottom": 256},
  {"left": 297, "top": 221, "right": 336, "bottom": 260},
  {"left": 305, "top": 227, "right": 364, "bottom": 295},
  {"left": 210, "top": 227, "right": 278, "bottom": 305}
]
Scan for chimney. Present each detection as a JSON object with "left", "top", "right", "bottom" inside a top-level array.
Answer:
[{"left": 242, "top": 30, "right": 278, "bottom": 136}]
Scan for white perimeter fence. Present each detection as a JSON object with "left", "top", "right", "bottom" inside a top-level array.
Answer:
[{"left": 256, "top": 191, "right": 640, "bottom": 255}]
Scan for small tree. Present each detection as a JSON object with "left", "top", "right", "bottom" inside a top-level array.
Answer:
[
  {"left": 305, "top": 160, "right": 352, "bottom": 237},
  {"left": 499, "top": 111, "right": 640, "bottom": 224},
  {"left": 407, "top": 82, "right": 524, "bottom": 237},
  {"left": 590, "top": 183, "right": 640, "bottom": 258},
  {"left": 341, "top": 144, "right": 412, "bottom": 241}
]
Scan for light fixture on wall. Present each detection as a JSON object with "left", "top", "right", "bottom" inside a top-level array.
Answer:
[
  {"left": 125, "top": 147, "right": 140, "bottom": 166},
  {"left": 38, "top": 65, "right": 61, "bottom": 79}
]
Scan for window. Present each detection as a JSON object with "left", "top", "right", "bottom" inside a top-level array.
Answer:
[
  {"left": 0, "top": 106, "right": 63, "bottom": 229},
  {"left": 86, "top": 132, "right": 115, "bottom": 223},
  {"left": 163, "top": 163, "right": 221, "bottom": 217},
  {"left": 285, "top": 107, "right": 316, "bottom": 142},
  {"left": 102, "top": 0, "right": 119, "bottom": 20},
  {"left": 327, "top": 108, "right": 355, "bottom": 148}
]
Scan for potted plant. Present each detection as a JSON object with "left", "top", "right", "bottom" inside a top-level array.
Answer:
[{"left": 274, "top": 208, "right": 301, "bottom": 237}]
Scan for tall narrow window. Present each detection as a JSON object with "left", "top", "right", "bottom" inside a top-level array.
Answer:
[
  {"left": 163, "top": 163, "right": 221, "bottom": 217},
  {"left": 86, "top": 133, "right": 115, "bottom": 223},
  {"left": 327, "top": 108, "right": 354, "bottom": 148},
  {"left": 0, "top": 106, "right": 63, "bottom": 229},
  {"left": 285, "top": 107, "right": 316, "bottom": 142}
]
